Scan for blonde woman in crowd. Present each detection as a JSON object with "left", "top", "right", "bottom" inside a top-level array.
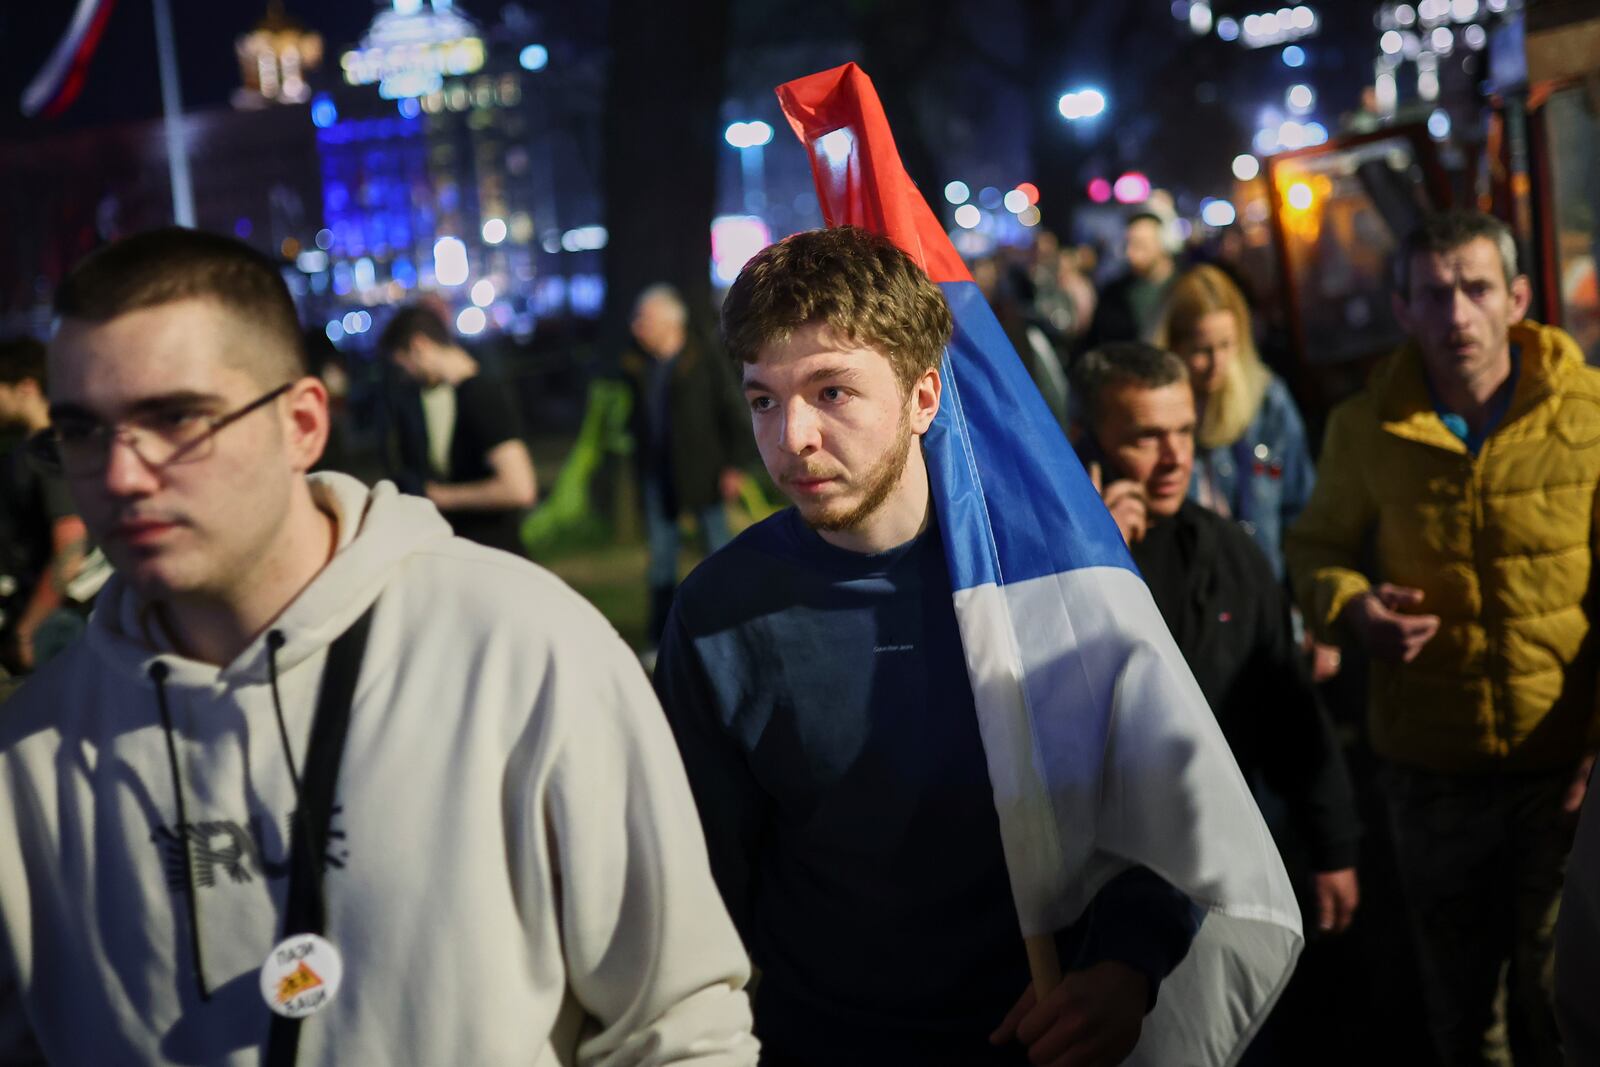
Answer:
[
  {"left": 1157, "top": 264, "right": 1314, "bottom": 578},
  {"left": 1157, "top": 265, "right": 1339, "bottom": 681}
]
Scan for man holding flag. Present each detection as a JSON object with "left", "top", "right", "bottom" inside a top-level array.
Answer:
[
  {"left": 658, "top": 63, "right": 1303, "bottom": 1067},
  {"left": 656, "top": 225, "right": 1200, "bottom": 1066}
]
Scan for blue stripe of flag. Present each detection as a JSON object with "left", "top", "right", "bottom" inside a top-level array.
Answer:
[{"left": 927, "top": 281, "right": 1136, "bottom": 592}]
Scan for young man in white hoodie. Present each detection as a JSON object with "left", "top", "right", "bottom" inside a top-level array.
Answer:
[{"left": 0, "top": 228, "right": 758, "bottom": 1066}]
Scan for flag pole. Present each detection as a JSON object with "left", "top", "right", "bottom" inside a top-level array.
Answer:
[
  {"left": 1025, "top": 934, "right": 1061, "bottom": 996},
  {"left": 151, "top": 0, "right": 195, "bottom": 227}
]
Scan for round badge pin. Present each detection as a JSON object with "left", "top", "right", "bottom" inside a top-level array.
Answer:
[{"left": 260, "top": 933, "right": 343, "bottom": 1019}]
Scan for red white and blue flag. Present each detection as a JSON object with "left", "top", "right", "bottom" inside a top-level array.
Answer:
[
  {"left": 21, "top": 0, "right": 117, "bottom": 118},
  {"left": 775, "top": 63, "right": 1302, "bottom": 1065}
]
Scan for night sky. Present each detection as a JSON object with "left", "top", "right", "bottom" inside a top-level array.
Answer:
[
  {"left": 0, "top": 1, "right": 1384, "bottom": 198},
  {"left": 0, "top": 0, "right": 1397, "bottom": 239},
  {"left": 0, "top": 2, "right": 408, "bottom": 139}
]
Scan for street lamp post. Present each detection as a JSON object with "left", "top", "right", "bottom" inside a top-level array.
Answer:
[{"left": 151, "top": 0, "right": 196, "bottom": 227}]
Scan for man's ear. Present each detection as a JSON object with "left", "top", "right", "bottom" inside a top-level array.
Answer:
[
  {"left": 1508, "top": 274, "right": 1532, "bottom": 324},
  {"left": 284, "top": 376, "right": 331, "bottom": 474},
  {"left": 908, "top": 365, "right": 942, "bottom": 435}
]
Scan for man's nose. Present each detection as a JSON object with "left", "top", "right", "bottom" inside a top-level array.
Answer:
[
  {"left": 778, "top": 400, "right": 820, "bottom": 455},
  {"left": 101, "top": 432, "right": 160, "bottom": 496}
]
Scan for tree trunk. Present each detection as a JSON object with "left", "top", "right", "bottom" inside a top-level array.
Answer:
[
  {"left": 1023, "top": 0, "right": 1095, "bottom": 241},
  {"left": 601, "top": 0, "right": 732, "bottom": 359},
  {"left": 855, "top": 0, "right": 952, "bottom": 200}
]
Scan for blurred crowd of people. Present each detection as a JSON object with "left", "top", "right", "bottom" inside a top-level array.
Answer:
[
  {"left": 927, "top": 206, "right": 1600, "bottom": 1066},
  {"left": 1040, "top": 209, "right": 1597, "bottom": 1067},
  {"left": 0, "top": 203, "right": 1598, "bottom": 1066}
]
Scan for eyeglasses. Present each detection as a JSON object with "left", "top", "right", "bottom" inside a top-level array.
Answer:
[{"left": 27, "top": 383, "right": 294, "bottom": 477}]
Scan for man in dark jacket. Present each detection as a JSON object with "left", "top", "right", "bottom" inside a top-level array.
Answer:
[
  {"left": 378, "top": 304, "right": 538, "bottom": 557},
  {"left": 620, "top": 284, "right": 751, "bottom": 645},
  {"left": 1084, "top": 213, "right": 1176, "bottom": 348},
  {"left": 1074, "top": 341, "right": 1362, "bottom": 934}
]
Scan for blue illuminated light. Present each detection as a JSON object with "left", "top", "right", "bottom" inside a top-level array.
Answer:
[
  {"left": 519, "top": 44, "right": 549, "bottom": 71},
  {"left": 314, "top": 117, "right": 422, "bottom": 146},
  {"left": 311, "top": 94, "right": 338, "bottom": 129},
  {"left": 1282, "top": 45, "right": 1306, "bottom": 67},
  {"left": 569, "top": 275, "right": 605, "bottom": 317},
  {"left": 535, "top": 276, "right": 567, "bottom": 314}
]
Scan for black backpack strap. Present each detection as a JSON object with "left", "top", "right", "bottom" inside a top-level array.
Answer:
[{"left": 264, "top": 605, "right": 376, "bottom": 1067}]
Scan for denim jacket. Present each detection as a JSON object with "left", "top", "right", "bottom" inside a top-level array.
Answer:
[{"left": 1189, "top": 374, "right": 1315, "bottom": 580}]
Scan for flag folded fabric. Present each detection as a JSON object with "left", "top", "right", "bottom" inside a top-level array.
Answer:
[
  {"left": 21, "top": 0, "right": 117, "bottom": 119},
  {"left": 776, "top": 62, "right": 1303, "bottom": 1066}
]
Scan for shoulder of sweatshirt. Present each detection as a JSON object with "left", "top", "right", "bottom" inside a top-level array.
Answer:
[
  {"left": 400, "top": 534, "right": 626, "bottom": 645},
  {"left": 0, "top": 536, "right": 643, "bottom": 759},
  {"left": 342, "top": 537, "right": 659, "bottom": 752}
]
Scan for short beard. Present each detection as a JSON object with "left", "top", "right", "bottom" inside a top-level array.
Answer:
[{"left": 805, "top": 412, "right": 914, "bottom": 534}]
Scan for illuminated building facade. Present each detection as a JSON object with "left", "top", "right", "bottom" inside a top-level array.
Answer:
[
  {"left": 233, "top": 1, "right": 325, "bottom": 109},
  {"left": 307, "top": 0, "right": 604, "bottom": 347},
  {"left": 0, "top": 2, "right": 606, "bottom": 346}
]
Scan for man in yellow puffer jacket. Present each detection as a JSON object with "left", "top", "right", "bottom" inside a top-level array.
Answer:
[{"left": 1287, "top": 211, "right": 1599, "bottom": 1067}]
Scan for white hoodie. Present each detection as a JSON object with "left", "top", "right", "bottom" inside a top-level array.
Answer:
[{"left": 0, "top": 473, "right": 758, "bottom": 1066}]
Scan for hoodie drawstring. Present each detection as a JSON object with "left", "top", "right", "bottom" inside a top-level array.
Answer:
[
  {"left": 266, "top": 631, "right": 303, "bottom": 802},
  {"left": 151, "top": 630, "right": 299, "bottom": 1006},
  {"left": 150, "top": 660, "right": 212, "bottom": 1003}
]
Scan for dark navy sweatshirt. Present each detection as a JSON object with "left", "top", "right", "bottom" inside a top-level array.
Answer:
[{"left": 654, "top": 507, "right": 1201, "bottom": 1067}]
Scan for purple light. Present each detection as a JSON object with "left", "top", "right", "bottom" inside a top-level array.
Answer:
[{"left": 1112, "top": 172, "right": 1152, "bottom": 204}]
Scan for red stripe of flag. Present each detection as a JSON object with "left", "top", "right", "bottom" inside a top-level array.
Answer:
[
  {"left": 42, "top": 0, "right": 118, "bottom": 118},
  {"left": 776, "top": 63, "right": 974, "bottom": 286}
]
